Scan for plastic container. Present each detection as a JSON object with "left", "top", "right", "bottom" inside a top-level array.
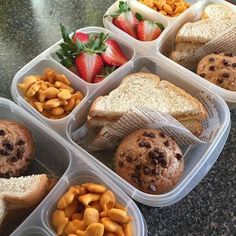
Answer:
[
  {"left": 103, "top": 0, "right": 169, "bottom": 55},
  {"left": 0, "top": 98, "right": 147, "bottom": 236},
  {"left": 156, "top": 0, "right": 236, "bottom": 109},
  {"left": 65, "top": 56, "right": 231, "bottom": 207},
  {"left": 10, "top": 26, "right": 230, "bottom": 207},
  {"left": 11, "top": 26, "right": 135, "bottom": 135}
]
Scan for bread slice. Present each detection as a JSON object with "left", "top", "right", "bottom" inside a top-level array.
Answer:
[
  {"left": 176, "top": 18, "right": 236, "bottom": 44},
  {"left": 88, "top": 116, "right": 203, "bottom": 136},
  {"left": 202, "top": 4, "right": 235, "bottom": 20},
  {"left": 88, "top": 72, "right": 207, "bottom": 124},
  {"left": 0, "top": 198, "right": 7, "bottom": 226},
  {"left": 170, "top": 42, "right": 204, "bottom": 63},
  {"left": 0, "top": 174, "right": 48, "bottom": 209}
]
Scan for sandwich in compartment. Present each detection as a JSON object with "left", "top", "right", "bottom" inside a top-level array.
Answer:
[
  {"left": 87, "top": 72, "right": 207, "bottom": 136},
  {"left": 170, "top": 4, "right": 236, "bottom": 66}
]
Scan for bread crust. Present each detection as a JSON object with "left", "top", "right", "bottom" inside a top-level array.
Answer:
[{"left": 2, "top": 174, "right": 48, "bottom": 208}]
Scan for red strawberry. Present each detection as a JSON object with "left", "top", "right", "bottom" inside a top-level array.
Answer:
[
  {"left": 93, "top": 76, "right": 105, "bottom": 83},
  {"left": 110, "top": 1, "right": 138, "bottom": 38},
  {"left": 102, "top": 39, "right": 128, "bottom": 67},
  {"left": 75, "top": 52, "right": 103, "bottom": 83},
  {"left": 72, "top": 32, "right": 89, "bottom": 43},
  {"left": 136, "top": 21, "right": 162, "bottom": 41}
]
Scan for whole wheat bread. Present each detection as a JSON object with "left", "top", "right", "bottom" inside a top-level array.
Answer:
[{"left": 88, "top": 72, "right": 207, "bottom": 130}]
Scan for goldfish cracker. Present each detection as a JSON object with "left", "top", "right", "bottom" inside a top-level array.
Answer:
[
  {"left": 101, "top": 217, "right": 124, "bottom": 236},
  {"left": 64, "top": 199, "right": 79, "bottom": 219},
  {"left": 100, "top": 190, "right": 116, "bottom": 211},
  {"left": 108, "top": 208, "right": 131, "bottom": 224},
  {"left": 52, "top": 210, "right": 69, "bottom": 236},
  {"left": 57, "top": 186, "right": 80, "bottom": 209},
  {"left": 76, "top": 223, "right": 104, "bottom": 236},
  {"left": 79, "top": 193, "right": 101, "bottom": 206},
  {"left": 124, "top": 222, "right": 133, "bottom": 236},
  {"left": 82, "top": 183, "right": 107, "bottom": 194},
  {"left": 51, "top": 106, "right": 65, "bottom": 116}
]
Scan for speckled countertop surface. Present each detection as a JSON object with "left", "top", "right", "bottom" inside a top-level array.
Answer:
[{"left": 0, "top": 0, "right": 235, "bottom": 235}]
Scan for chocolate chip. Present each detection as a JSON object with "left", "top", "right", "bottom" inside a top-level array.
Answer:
[
  {"left": 144, "top": 141, "right": 151, "bottom": 148},
  {"left": 159, "top": 158, "right": 167, "bottom": 167},
  {"left": 4, "top": 171, "right": 13, "bottom": 178},
  {"left": 0, "top": 129, "right": 5, "bottom": 136},
  {"left": 11, "top": 155, "right": 20, "bottom": 162},
  {"left": 159, "top": 152, "right": 165, "bottom": 159},
  {"left": 126, "top": 156, "right": 132, "bottom": 163},
  {"left": 225, "top": 53, "right": 233, "bottom": 57},
  {"left": 16, "top": 147, "right": 24, "bottom": 159},
  {"left": 209, "top": 66, "right": 215, "bottom": 71},
  {"left": 222, "top": 73, "right": 230, "bottom": 78},
  {"left": 118, "top": 160, "right": 124, "bottom": 167},
  {"left": 152, "top": 168, "right": 160, "bottom": 175},
  {"left": 159, "top": 132, "right": 165, "bottom": 138},
  {"left": 164, "top": 140, "right": 170, "bottom": 147},
  {"left": 217, "top": 78, "right": 224, "bottom": 84},
  {"left": 200, "top": 73, "right": 206, "bottom": 78},
  {"left": 223, "top": 59, "right": 230, "bottom": 66},
  {"left": 209, "top": 57, "right": 215, "bottom": 62},
  {"left": 131, "top": 175, "right": 142, "bottom": 185},
  {"left": 143, "top": 132, "right": 155, "bottom": 138},
  {"left": 16, "top": 139, "right": 25, "bottom": 146},
  {"left": 138, "top": 140, "right": 145, "bottom": 147},
  {"left": 152, "top": 159, "right": 159, "bottom": 165},
  {"left": 176, "top": 153, "right": 183, "bottom": 160},
  {"left": 154, "top": 148, "right": 160, "bottom": 153},
  {"left": 214, "top": 50, "right": 221, "bottom": 54},
  {"left": 149, "top": 151, "right": 159, "bottom": 159},
  {"left": 135, "top": 163, "right": 141, "bottom": 170},
  {"left": 0, "top": 149, "right": 11, "bottom": 156},
  {"left": 149, "top": 184, "right": 157, "bottom": 192},
  {"left": 143, "top": 167, "right": 150, "bottom": 175},
  {"left": 2, "top": 140, "right": 14, "bottom": 151},
  {"left": 232, "top": 63, "right": 236, "bottom": 68}
]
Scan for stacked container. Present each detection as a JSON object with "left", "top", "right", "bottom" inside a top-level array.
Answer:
[{"left": 1, "top": 0, "right": 235, "bottom": 235}]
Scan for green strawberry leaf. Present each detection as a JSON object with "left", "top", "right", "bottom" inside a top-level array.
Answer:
[
  {"left": 156, "top": 22, "right": 165, "bottom": 31},
  {"left": 61, "top": 58, "right": 73, "bottom": 68},
  {"left": 56, "top": 52, "right": 64, "bottom": 60},
  {"left": 135, "top": 12, "right": 143, "bottom": 21},
  {"left": 60, "top": 23, "right": 71, "bottom": 44},
  {"left": 119, "top": 1, "right": 130, "bottom": 12}
]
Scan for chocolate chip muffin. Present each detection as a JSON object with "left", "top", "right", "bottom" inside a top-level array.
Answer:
[
  {"left": 114, "top": 129, "right": 184, "bottom": 194},
  {"left": 0, "top": 120, "right": 35, "bottom": 178},
  {"left": 197, "top": 52, "right": 236, "bottom": 91}
]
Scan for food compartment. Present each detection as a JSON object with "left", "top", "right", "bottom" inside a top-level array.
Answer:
[
  {"left": 12, "top": 160, "right": 147, "bottom": 236},
  {"left": 49, "top": 26, "right": 136, "bottom": 86},
  {"left": 157, "top": 0, "right": 236, "bottom": 108},
  {"left": 66, "top": 56, "right": 230, "bottom": 206},
  {"left": 133, "top": 0, "right": 199, "bottom": 21},
  {"left": 103, "top": 0, "right": 169, "bottom": 55},
  {"left": 11, "top": 58, "right": 89, "bottom": 135},
  {"left": 0, "top": 98, "right": 71, "bottom": 235}
]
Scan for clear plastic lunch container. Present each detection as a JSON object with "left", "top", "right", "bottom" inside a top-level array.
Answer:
[
  {"left": 0, "top": 98, "right": 147, "bottom": 236},
  {"left": 11, "top": 23, "right": 231, "bottom": 207},
  {"left": 11, "top": 26, "right": 136, "bottom": 135},
  {"left": 156, "top": 0, "right": 236, "bottom": 109}
]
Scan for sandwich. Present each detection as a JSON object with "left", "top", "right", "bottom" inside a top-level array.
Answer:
[
  {"left": 87, "top": 72, "right": 207, "bottom": 135},
  {"left": 0, "top": 174, "right": 57, "bottom": 228},
  {"left": 170, "top": 4, "right": 236, "bottom": 65}
]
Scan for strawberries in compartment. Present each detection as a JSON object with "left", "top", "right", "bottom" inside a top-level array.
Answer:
[
  {"left": 102, "top": 39, "right": 128, "bottom": 67},
  {"left": 110, "top": 1, "right": 138, "bottom": 38},
  {"left": 56, "top": 24, "right": 129, "bottom": 83},
  {"left": 107, "top": 1, "right": 165, "bottom": 41}
]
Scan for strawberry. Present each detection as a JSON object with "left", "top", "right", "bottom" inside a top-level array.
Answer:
[
  {"left": 75, "top": 52, "right": 103, "bottom": 83},
  {"left": 93, "top": 76, "right": 105, "bottom": 83},
  {"left": 110, "top": 1, "right": 138, "bottom": 38},
  {"left": 92, "top": 66, "right": 116, "bottom": 83},
  {"left": 102, "top": 39, "right": 128, "bottom": 67},
  {"left": 135, "top": 13, "right": 164, "bottom": 41},
  {"left": 72, "top": 32, "right": 89, "bottom": 44}
]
